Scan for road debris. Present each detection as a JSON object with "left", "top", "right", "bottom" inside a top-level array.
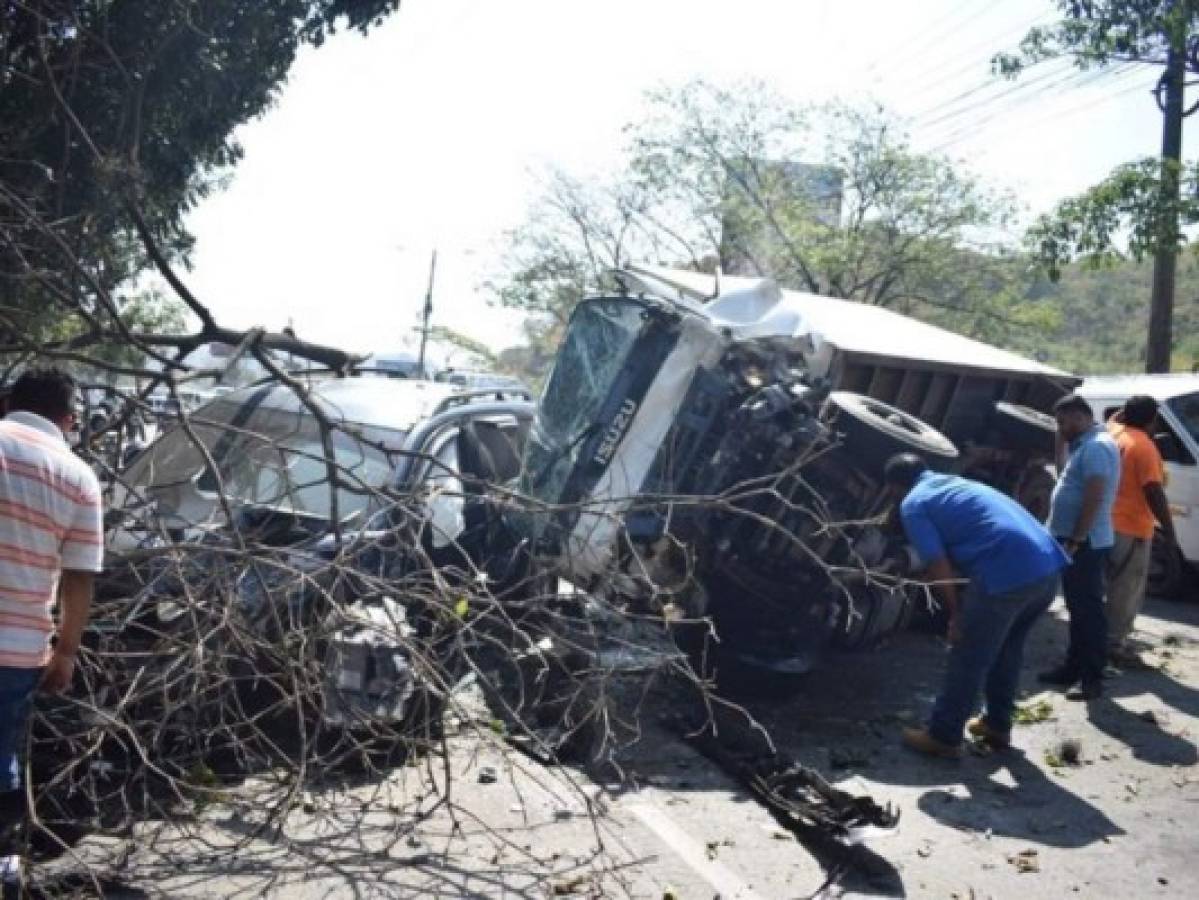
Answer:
[
  {"left": 1013, "top": 695, "right": 1056, "bottom": 725},
  {"left": 1045, "top": 737, "right": 1083, "bottom": 768},
  {"left": 668, "top": 712, "right": 899, "bottom": 843},
  {"left": 1007, "top": 848, "right": 1041, "bottom": 873}
]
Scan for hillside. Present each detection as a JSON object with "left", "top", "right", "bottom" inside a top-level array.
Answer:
[{"left": 994, "top": 258, "right": 1199, "bottom": 375}]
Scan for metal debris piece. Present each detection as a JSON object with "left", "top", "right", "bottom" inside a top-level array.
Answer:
[
  {"left": 667, "top": 713, "right": 899, "bottom": 844},
  {"left": 1007, "top": 848, "right": 1040, "bottom": 873}
]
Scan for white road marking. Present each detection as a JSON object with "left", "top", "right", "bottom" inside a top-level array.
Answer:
[{"left": 627, "top": 801, "right": 769, "bottom": 900}]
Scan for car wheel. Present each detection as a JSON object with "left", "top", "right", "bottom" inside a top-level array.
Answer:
[
  {"left": 991, "top": 402, "right": 1057, "bottom": 454},
  {"left": 1148, "top": 532, "right": 1187, "bottom": 599},
  {"left": 823, "top": 392, "right": 958, "bottom": 477}
]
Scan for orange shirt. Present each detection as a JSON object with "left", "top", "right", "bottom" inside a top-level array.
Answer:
[{"left": 1108, "top": 421, "right": 1165, "bottom": 540}]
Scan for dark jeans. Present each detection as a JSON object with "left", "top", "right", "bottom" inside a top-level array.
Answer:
[
  {"left": 928, "top": 573, "right": 1059, "bottom": 744},
  {"left": 1060, "top": 544, "right": 1110, "bottom": 684},
  {"left": 0, "top": 667, "right": 39, "bottom": 854}
]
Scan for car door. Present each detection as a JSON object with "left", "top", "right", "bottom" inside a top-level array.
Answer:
[
  {"left": 414, "top": 412, "right": 531, "bottom": 570},
  {"left": 1157, "top": 398, "right": 1199, "bottom": 567}
]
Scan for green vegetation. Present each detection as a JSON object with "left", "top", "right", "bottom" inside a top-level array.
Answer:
[{"left": 1, "top": 0, "right": 400, "bottom": 351}]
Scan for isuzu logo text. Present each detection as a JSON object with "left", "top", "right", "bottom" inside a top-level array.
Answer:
[{"left": 593, "top": 398, "right": 638, "bottom": 466}]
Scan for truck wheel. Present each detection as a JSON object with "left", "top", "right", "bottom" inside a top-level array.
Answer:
[
  {"left": 823, "top": 392, "right": 958, "bottom": 477},
  {"left": 991, "top": 402, "right": 1056, "bottom": 454},
  {"left": 1148, "top": 532, "right": 1187, "bottom": 599}
]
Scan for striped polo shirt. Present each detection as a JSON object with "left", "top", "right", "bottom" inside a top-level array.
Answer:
[{"left": 0, "top": 411, "right": 103, "bottom": 668}]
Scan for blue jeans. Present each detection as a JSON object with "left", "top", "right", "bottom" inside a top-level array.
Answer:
[
  {"left": 0, "top": 667, "right": 40, "bottom": 794},
  {"left": 1060, "top": 543, "right": 1110, "bottom": 684},
  {"left": 928, "top": 573, "right": 1059, "bottom": 744}
]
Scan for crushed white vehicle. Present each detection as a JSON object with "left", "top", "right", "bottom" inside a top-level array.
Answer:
[{"left": 515, "top": 265, "right": 1077, "bottom": 682}]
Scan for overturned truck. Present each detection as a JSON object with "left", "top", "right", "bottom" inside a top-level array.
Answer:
[{"left": 517, "top": 265, "right": 1078, "bottom": 682}]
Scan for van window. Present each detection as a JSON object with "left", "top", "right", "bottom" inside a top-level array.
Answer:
[
  {"left": 1166, "top": 391, "right": 1199, "bottom": 445},
  {"left": 1163, "top": 392, "right": 1199, "bottom": 465}
]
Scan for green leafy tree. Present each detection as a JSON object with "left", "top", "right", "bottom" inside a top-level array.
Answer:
[
  {"left": 489, "top": 167, "right": 676, "bottom": 368},
  {"left": 1, "top": 0, "right": 400, "bottom": 354},
  {"left": 492, "top": 79, "right": 1045, "bottom": 379},
  {"left": 996, "top": 0, "right": 1199, "bottom": 371}
]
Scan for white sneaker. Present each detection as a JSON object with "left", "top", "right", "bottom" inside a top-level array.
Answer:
[{"left": 0, "top": 853, "right": 20, "bottom": 885}]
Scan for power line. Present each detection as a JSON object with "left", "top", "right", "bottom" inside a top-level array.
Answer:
[
  {"left": 862, "top": 0, "right": 993, "bottom": 82},
  {"left": 961, "top": 71, "right": 1160, "bottom": 155},
  {"left": 920, "top": 62, "right": 1140, "bottom": 141},
  {"left": 885, "top": 10, "right": 1055, "bottom": 101},
  {"left": 923, "top": 67, "right": 1132, "bottom": 151},
  {"left": 910, "top": 59, "right": 1074, "bottom": 126},
  {"left": 926, "top": 64, "right": 1150, "bottom": 153}
]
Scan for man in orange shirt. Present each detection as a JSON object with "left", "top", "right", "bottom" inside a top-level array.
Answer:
[{"left": 1106, "top": 395, "right": 1178, "bottom": 662}]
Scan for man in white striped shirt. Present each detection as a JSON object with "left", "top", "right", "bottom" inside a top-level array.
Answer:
[{"left": 0, "top": 369, "right": 102, "bottom": 889}]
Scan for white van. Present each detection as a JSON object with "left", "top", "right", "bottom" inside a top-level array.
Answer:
[{"left": 1077, "top": 374, "right": 1199, "bottom": 596}]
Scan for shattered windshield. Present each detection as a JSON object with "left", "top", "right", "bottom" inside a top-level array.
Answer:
[
  {"left": 522, "top": 298, "right": 649, "bottom": 503},
  {"left": 124, "top": 400, "right": 405, "bottom": 524},
  {"left": 1167, "top": 391, "right": 1199, "bottom": 447}
]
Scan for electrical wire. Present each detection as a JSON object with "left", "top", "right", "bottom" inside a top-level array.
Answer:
[
  {"left": 861, "top": 0, "right": 994, "bottom": 83},
  {"left": 918, "top": 62, "right": 1140, "bottom": 144},
  {"left": 886, "top": 10, "right": 1056, "bottom": 103},
  {"left": 910, "top": 59, "right": 1075, "bottom": 126},
  {"left": 926, "top": 64, "right": 1154, "bottom": 154}
]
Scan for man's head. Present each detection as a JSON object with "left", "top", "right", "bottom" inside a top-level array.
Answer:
[
  {"left": 1053, "top": 393, "right": 1094, "bottom": 442},
  {"left": 1121, "top": 394, "right": 1158, "bottom": 431},
  {"left": 7, "top": 367, "right": 78, "bottom": 432},
  {"left": 883, "top": 453, "right": 928, "bottom": 500}
]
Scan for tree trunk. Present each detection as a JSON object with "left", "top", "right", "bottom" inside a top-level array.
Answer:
[{"left": 1147, "top": 47, "right": 1185, "bottom": 374}]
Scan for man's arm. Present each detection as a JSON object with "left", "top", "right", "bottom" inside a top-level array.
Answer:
[
  {"left": 896, "top": 500, "right": 963, "bottom": 641},
  {"left": 1144, "top": 483, "right": 1179, "bottom": 546},
  {"left": 923, "top": 556, "right": 962, "bottom": 641},
  {"left": 1067, "top": 475, "right": 1108, "bottom": 550},
  {"left": 41, "top": 570, "right": 93, "bottom": 694}
]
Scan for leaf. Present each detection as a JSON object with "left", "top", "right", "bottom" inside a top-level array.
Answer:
[{"left": 454, "top": 597, "right": 469, "bottom": 618}]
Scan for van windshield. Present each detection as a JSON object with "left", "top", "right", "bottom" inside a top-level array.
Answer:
[{"left": 1167, "top": 391, "right": 1199, "bottom": 446}]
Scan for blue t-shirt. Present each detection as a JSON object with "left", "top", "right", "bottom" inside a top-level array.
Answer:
[
  {"left": 900, "top": 472, "right": 1069, "bottom": 596},
  {"left": 1047, "top": 423, "right": 1120, "bottom": 549}
]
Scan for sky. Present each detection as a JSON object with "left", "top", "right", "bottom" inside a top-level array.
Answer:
[{"left": 175, "top": 0, "right": 1182, "bottom": 357}]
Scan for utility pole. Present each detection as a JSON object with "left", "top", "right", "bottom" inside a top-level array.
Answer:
[
  {"left": 1148, "top": 45, "right": 1187, "bottom": 373},
  {"left": 417, "top": 248, "right": 437, "bottom": 378}
]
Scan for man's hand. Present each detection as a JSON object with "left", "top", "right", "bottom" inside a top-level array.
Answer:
[{"left": 39, "top": 649, "right": 76, "bottom": 694}]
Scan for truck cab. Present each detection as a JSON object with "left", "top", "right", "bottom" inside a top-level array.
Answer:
[{"left": 517, "top": 265, "right": 1081, "bottom": 682}]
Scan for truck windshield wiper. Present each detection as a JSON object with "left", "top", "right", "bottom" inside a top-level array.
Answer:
[{"left": 531, "top": 423, "right": 600, "bottom": 488}]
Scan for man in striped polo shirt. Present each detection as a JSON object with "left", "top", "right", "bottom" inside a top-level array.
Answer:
[{"left": 0, "top": 369, "right": 102, "bottom": 888}]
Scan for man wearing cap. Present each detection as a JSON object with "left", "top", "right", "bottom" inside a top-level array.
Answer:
[{"left": 1040, "top": 394, "right": 1121, "bottom": 701}]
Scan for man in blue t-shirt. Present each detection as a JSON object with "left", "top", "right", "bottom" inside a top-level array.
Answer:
[
  {"left": 1040, "top": 393, "right": 1121, "bottom": 701},
  {"left": 886, "top": 453, "right": 1069, "bottom": 759}
]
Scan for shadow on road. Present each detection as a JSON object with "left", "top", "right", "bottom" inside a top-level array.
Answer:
[{"left": 913, "top": 747, "right": 1123, "bottom": 848}]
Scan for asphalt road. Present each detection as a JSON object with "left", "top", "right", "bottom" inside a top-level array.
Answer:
[{"left": 46, "top": 591, "right": 1199, "bottom": 899}]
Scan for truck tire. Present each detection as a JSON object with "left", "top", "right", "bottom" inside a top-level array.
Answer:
[
  {"left": 991, "top": 402, "right": 1056, "bottom": 454},
  {"left": 823, "top": 392, "right": 958, "bottom": 477},
  {"left": 1148, "top": 531, "right": 1187, "bottom": 599}
]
